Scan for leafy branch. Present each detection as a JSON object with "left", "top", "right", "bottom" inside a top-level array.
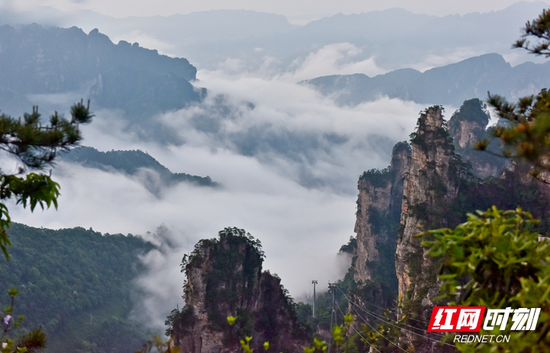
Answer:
[
  {"left": 514, "top": 9, "right": 550, "bottom": 57},
  {"left": 0, "top": 101, "right": 92, "bottom": 259}
]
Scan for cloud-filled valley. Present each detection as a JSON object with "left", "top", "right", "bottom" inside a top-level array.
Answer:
[
  {"left": 0, "top": 1, "right": 547, "bottom": 334},
  {"left": 7, "top": 70, "right": 429, "bottom": 326}
]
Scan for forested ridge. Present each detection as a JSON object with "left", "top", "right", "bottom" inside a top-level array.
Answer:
[
  {"left": 63, "top": 147, "right": 217, "bottom": 189},
  {"left": 0, "top": 223, "right": 155, "bottom": 353}
]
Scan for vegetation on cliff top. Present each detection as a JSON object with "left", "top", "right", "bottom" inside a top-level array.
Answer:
[{"left": 168, "top": 227, "right": 309, "bottom": 352}]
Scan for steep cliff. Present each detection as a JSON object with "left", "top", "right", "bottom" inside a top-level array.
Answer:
[
  {"left": 349, "top": 103, "right": 550, "bottom": 352},
  {"left": 352, "top": 141, "right": 410, "bottom": 306},
  {"left": 448, "top": 98, "right": 507, "bottom": 178},
  {"left": 168, "top": 227, "right": 308, "bottom": 353},
  {"left": 394, "top": 106, "right": 463, "bottom": 351}
]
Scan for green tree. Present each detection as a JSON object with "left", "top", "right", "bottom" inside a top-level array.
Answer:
[
  {"left": 420, "top": 207, "right": 550, "bottom": 351},
  {"left": 514, "top": 9, "right": 550, "bottom": 57},
  {"left": 0, "top": 101, "right": 92, "bottom": 258},
  {"left": 477, "top": 9, "right": 550, "bottom": 178}
]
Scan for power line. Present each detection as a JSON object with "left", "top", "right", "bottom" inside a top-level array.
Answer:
[
  {"left": 337, "top": 287, "right": 455, "bottom": 349},
  {"left": 343, "top": 289, "right": 432, "bottom": 327},
  {"left": 331, "top": 284, "right": 408, "bottom": 353},
  {"left": 334, "top": 299, "right": 382, "bottom": 353},
  {"left": 349, "top": 296, "right": 454, "bottom": 347},
  {"left": 346, "top": 300, "right": 409, "bottom": 353},
  {"left": 340, "top": 288, "right": 446, "bottom": 339},
  {"left": 342, "top": 286, "right": 432, "bottom": 327}
]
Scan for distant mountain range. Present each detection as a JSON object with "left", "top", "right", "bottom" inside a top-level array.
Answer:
[
  {"left": 0, "top": 9, "right": 293, "bottom": 47},
  {"left": 0, "top": 4, "right": 547, "bottom": 121},
  {"left": 157, "top": 2, "right": 549, "bottom": 72},
  {"left": 0, "top": 2, "right": 547, "bottom": 71},
  {"left": 0, "top": 24, "right": 203, "bottom": 124},
  {"left": 303, "top": 53, "right": 550, "bottom": 107}
]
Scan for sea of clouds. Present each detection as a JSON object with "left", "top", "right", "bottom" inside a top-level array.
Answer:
[
  {"left": 1, "top": 6, "right": 512, "bottom": 328},
  {"left": 7, "top": 64, "right": 435, "bottom": 327}
]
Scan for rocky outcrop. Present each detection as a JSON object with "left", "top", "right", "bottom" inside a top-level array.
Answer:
[
  {"left": 448, "top": 100, "right": 487, "bottom": 150},
  {"left": 349, "top": 103, "right": 550, "bottom": 352},
  {"left": 169, "top": 228, "right": 308, "bottom": 353},
  {"left": 448, "top": 98, "right": 507, "bottom": 178},
  {"left": 394, "top": 106, "right": 461, "bottom": 351},
  {"left": 352, "top": 141, "right": 410, "bottom": 306}
]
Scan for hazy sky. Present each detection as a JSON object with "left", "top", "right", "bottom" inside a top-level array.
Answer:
[{"left": 4, "top": 0, "right": 550, "bottom": 23}]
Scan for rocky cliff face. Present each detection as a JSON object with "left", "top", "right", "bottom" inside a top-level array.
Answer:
[
  {"left": 394, "top": 106, "right": 461, "bottom": 351},
  {"left": 350, "top": 102, "right": 550, "bottom": 352},
  {"left": 352, "top": 142, "right": 410, "bottom": 305},
  {"left": 169, "top": 227, "right": 308, "bottom": 353},
  {"left": 448, "top": 98, "right": 507, "bottom": 178}
]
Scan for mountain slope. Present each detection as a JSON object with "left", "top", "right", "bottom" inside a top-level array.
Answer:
[
  {"left": 62, "top": 146, "right": 218, "bottom": 195},
  {"left": 0, "top": 24, "right": 203, "bottom": 122},
  {"left": 304, "top": 53, "right": 550, "bottom": 107},
  {"left": 0, "top": 223, "right": 155, "bottom": 352}
]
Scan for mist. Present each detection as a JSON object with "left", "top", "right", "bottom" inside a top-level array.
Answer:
[
  {"left": 1, "top": 2, "right": 548, "bottom": 74},
  {"left": 0, "top": 1, "right": 531, "bottom": 331},
  {"left": 6, "top": 67, "right": 438, "bottom": 328}
]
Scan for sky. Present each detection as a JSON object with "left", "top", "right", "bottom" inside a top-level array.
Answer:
[{"left": 2, "top": 0, "right": 549, "bottom": 24}]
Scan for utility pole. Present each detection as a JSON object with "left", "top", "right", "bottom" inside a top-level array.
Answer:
[
  {"left": 312, "top": 280, "right": 318, "bottom": 317},
  {"left": 328, "top": 282, "right": 337, "bottom": 353}
]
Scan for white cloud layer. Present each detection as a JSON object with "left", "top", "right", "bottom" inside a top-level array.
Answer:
[
  {"left": 6, "top": 70, "right": 440, "bottom": 328},
  {"left": 282, "top": 43, "right": 387, "bottom": 81},
  {"left": 0, "top": 3, "right": 488, "bottom": 327},
  {"left": 0, "top": 0, "right": 545, "bottom": 337}
]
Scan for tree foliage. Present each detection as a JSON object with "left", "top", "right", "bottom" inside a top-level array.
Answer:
[
  {"left": 514, "top": 8, "right": 550, "bottom": 57},
  {"left": 134, "top": 335, "right": 179, "bottom": 353},
  {"left": 420, "top": 207, "right": 550, "bottom": 351},
  {"left": 0, "top": 289, "right": 47, "bottom": 353},
  {"left": 0, "top": 101, "right": 92, "bottom": 259},
  {"left": 477, "top": 9, "right": 550, "bottom": 178},
  {"left": 0, "top": 224, "right": 154, "bottom": 352},
  {"left": 480, "top": 89, "right": 550, "bottom": 176}
]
